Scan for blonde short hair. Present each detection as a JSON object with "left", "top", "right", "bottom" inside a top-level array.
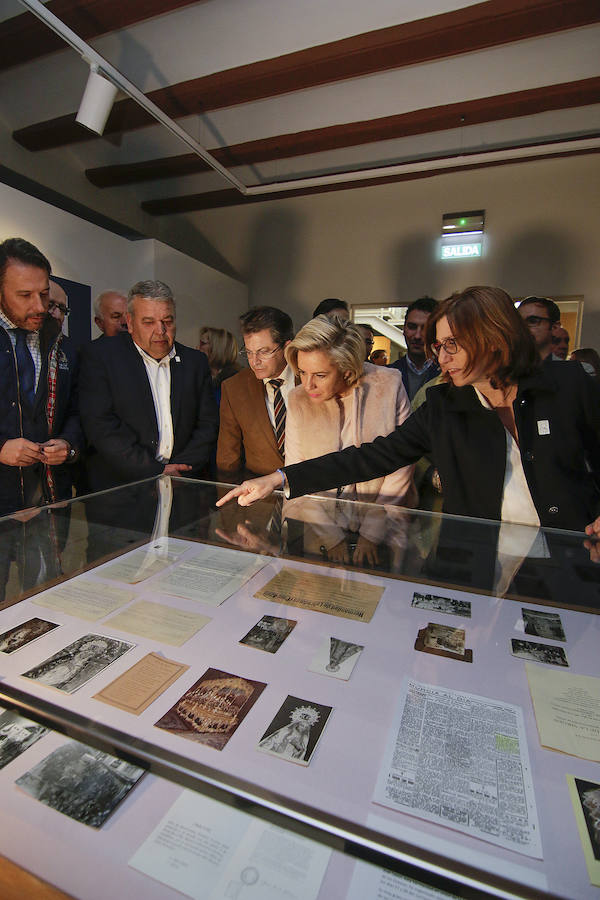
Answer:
[
  {"left": 198, "top": 327, "right": 238, "bottom": 369},
  {"left": 285, "top": 315, "right": 365, "bottom": 387}
]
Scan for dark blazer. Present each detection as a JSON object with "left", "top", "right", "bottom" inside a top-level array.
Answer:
[
  {"left": 79, "top": 333, "right": 217, "bottom": 491},
  {"left": 217, "top": 367, "right": 283, "bottom": 479},
  {"left": 0, "top": 318, "right": 82, "bottom": 514},
  {"left": 389, "top": 355, "right": 440, "bottom": 400},
  {"left": 285, "top": 362, "right": 600, "bottom": 532}
]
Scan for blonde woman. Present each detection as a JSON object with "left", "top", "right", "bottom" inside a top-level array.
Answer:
[
  {"left": 198, "top": 327, "right": 241, "bottom": 404},
  {"left": 283, "top": 315, "right": 415, "bottom": 563}
]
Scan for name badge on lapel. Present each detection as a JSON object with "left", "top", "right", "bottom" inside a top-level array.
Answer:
[
  {"left": 175, "top": 356, "right": 181, "bottom": 363},
  {"left": 537, "top": 419, "right": 550, "bottom": 436}
]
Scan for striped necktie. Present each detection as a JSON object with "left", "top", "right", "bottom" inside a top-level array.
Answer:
[{"left": 269, "top": 378, "right": 286, "bottom": 455}]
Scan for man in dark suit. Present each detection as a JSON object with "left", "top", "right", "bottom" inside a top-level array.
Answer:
[
  {"left": 79, "top": 280, "right": 217, "bottom": 492},
  {"left": 389, "top": 296, "right": 440, "bottom": 400}
]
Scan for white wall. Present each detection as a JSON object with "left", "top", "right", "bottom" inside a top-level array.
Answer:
[
  {"left": 193, "top": 153, "right": 600, "bottom": 348},
  {"left": 0, "top": 181, "right": 248, "bottom": 344}
]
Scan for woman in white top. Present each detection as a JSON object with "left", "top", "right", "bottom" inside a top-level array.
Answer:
[{"left": 283, "top": 315, "right": 415, "bottom": 563}]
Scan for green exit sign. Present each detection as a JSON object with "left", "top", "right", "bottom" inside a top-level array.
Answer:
[{"left": 441, "top": 242, "right": 482, "bottom": 260}]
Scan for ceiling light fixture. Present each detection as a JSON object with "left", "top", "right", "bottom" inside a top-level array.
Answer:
[{"left": 75, "top": 64, "right": 118, "bottom": 135}]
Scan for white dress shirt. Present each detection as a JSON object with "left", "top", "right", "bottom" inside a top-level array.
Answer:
[
  {"left": 134, "top": 343, "right": 176, "bottom": 462},
  {"left": 263, "top": 364, "right": 295, "bottom": 430}
]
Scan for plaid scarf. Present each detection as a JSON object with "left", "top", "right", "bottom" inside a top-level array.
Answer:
[{"left": 44, "top": 335, "right": 63, "bottom": 503}]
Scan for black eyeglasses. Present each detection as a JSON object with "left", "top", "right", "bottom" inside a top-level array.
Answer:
[
  {"left": 430, "top": 337, "right": 459, "bottom": 357},
  {"left": 48, "top": 301, "right": 70, "bottom": 316},
  {"left": 523, "top": 315, "right": 550, "bottom": 327}
]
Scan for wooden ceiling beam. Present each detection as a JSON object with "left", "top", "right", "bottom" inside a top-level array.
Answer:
[
  {"left": 140, "top": 143, "right": 600, "bottom": 214},
  {"left": 13, "top": 0, "right": 600, "bottom": 152},
  {"left": 0, "top": 0, "right": 199, "bottom": 72},
  {"left": 86, "top": 77, "right": 600, "bottom": 187}
]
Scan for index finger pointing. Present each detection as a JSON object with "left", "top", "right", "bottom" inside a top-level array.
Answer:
[{"left": 216, "top": 486, "right": 245, "bottom": 507}]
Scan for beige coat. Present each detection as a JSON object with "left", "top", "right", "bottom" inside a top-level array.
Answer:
[{"left": 284, "top": 363, "right": 415, "bottom": 546}]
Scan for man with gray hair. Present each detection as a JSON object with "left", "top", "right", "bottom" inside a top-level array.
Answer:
[
  {"left": 93, "top": 289, "right": 127, "bottom": 337},
  {"left": 79, "top": 280, "right": 217, "bottom": 491}
]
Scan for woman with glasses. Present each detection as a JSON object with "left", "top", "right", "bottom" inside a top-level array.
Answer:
[
  {"left": 197, "top": 327, "right": 241, "bottom": 406},
  {"left": 282, "top": 315, "right": 415, "bottom": 562},
  {"left": 218, "top": 286, "right": 600, "bottom": 545}
]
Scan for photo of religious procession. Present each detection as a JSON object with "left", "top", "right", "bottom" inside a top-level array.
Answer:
[
  {"left": 0, "top": 618, "right": 59, "bottom": 654},
  {"left": 411, "top": 592, "right": 471, "bottom": 618},
  {"left": 155, "top": 667, "right": 266, "bottom": 750},
  {"left": 0, "top": 708, "right": 48, "bottom": 770},
  {"left": 522, "top": 609, "right": 566, "bottom": 642},
  {"left": 511, "top": 639, "right": 568, "bottom": 667},
  {"left": 16, "top": 740, "right": 144, "bottom": 828}
]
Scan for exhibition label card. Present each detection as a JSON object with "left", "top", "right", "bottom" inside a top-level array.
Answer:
[
  {"left": 0, "top": 707, "right": 48, "bottom": 770},
  {"left": 373, "top": 679, "right": 542, "bottom": 858},
  {"left": 154, "top": 545, "right": 267, "bottom": 606},
  {"left": 129, "top": 789, "right": 331, "bottom": 900},
  {"left": 254, "top": 567, "right": 383, "bottom": 622},
  {"left": 33, "top": 580, "right": 134, "bottom": 621},
  {"left": 22, "top": 633, "right": 135, "bottom": 693},
  {"left": 155, "top": 667, "right": 266, "bottom": 751},
  {"left": 526, "top": 664, "right": 600, "bottom": 761},
  {"left": 16, "top": 739, "right": 144, "bottom": 828},
  {"left": 258, "top": 694, "right": 332, "bottom": 766},
  {"left": 566, "top": 775, "right": 600, "bottom": 887},
  {"left": 106, "top": 600, "right": 210, "bottom": 647},
  {"left": 239, "top": 615, "right": 296, "bottom": 653},
  {"left": 0, "top": 617, "right": 59, "bottom": 653},
  {"left": 308, "top": 636, "right": 363, "bottom": 680},
  {"left": 93, "top": 652, "right": 189, "bottom": 715},
  {"left": 346, "top": 860, "right": 461, "bottom": 900}
]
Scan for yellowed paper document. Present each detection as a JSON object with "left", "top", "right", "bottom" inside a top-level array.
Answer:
[
  {"left": 566, "top": 774, "right": 600, "bottom": 887},
  {"left": 254, "top": 567, "right": 383, "bottom": 622},
  {"left": 99, "top": 550, "right": 176, "bottom": 584},
  {"left": 526, "top": 663, "right": 600, "bottom": 761},
  {"left": 106, "top": 600, "right": 211, "bottom": 646},
  {"left": 94, "top": 652, "right": 189, "bottom": 714},
  {"left": 34, "top": 581, "right": 134, "bottom": 621}
]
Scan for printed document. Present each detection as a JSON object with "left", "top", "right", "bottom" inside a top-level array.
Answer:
[
  {"left": 526, "top": 663, "right": 600, "bottom": 761},
  {"left": 129, "top": 789, "right": 330, "bottom": 899},
  {"left": 373, "top": 679, "right": 542, "bottom": 858},
  {"left": 33, "top": 580, "right": 133, "bottom": 621},
  {"left": 154, "top": 546, "right": 266, "bottom": 606},
  {"left": 107, "top": 600, "right": 210, "bottom": 646},
  {"left": 255, "top": 567, "right": 383, "bottom": 622}
]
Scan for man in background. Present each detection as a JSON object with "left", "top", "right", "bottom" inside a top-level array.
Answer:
[
  {"left": 552, "top": 326, "right": 570, "bottom": 360},
  {"left": 389, "top": 296, "right": 440, "bottom": 400},
  {"left": 517, "top": 296, "right": 561, "bottom": 361},
  {"left": 93, "top": 289, "right": 127, "bottom": 337},
  {"left": 217, "top": 306, "right": 294, "bottom": 479},
  {"left": 0, "top": 238, "right": 81, "bottom": 515},
  {"left": 79, "top": 280, "right": 216, "bottom": 491},
  {"left": 312, "top": 298, "right": 349, "bottom": 320},
  {"left": 48, "top": 279, "right": 69, "bottom": 333}
]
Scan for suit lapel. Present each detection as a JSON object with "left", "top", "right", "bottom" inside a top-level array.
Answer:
[
  {"left": 170, "top": 345, "right": 183, "bottom": 430},
  {"left": 126, "top": 338, "right": 160, "bottom": 439}
]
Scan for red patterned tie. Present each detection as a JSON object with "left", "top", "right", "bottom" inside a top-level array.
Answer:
[{"left": 269, "top": 378, "right": 286, "bottom": 455}]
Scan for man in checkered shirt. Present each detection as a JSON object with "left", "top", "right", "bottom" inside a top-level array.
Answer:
[{"left": 0, "top": 237, "right": 81, "bottom": 515}]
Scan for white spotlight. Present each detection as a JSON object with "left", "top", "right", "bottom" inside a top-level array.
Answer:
[{"left": 76, "top": 64, "right": 118, "bottom": 135}]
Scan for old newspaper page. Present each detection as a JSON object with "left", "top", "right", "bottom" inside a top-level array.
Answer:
[{"left": 373, "top": 679, "right": 542, "bottom": 858}]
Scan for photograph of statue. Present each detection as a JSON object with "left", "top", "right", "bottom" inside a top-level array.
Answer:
[
  {"left": 22, "top": 633, "right": 134, "bottom": 693},
  {"left": 16, "top": 739, "right": 144, "bottom": 828},
  {"left": 308, "top": 636, "right": 364, "bottom": 680},
  {"left": 0, "top": 617, "right": 59, "bottom": 654},
  {"left": 155, "top": 667, "right": 266, "bottom": 750},
  {"left": 258, "top": 695, "right": 332, "bottom": 766}
]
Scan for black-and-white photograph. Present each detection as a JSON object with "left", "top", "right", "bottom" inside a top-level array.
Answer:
[
  {"left": 522, "top": 609, "right": 566, "bottom": 642},
  {"left": 0, "top": 707, "right": 48, "bottom": 770},
  {"left": 411, "top": 591, "right": 471, "bottom": 618},
  {"left": 511, "top": 639, "right": 568, "bottom": 667},
  {"left": 16, "top": 740, "right": 144, "bottom": 828},
  {"left": 239, "top": 615, "right": 297, "bottom": 653},
  {"left": 22, "top": 633, "right": 134, "bottom": 693},
  {"left": 258, "top": 694, "right": 332, "bottom": 766},
  {"left": 308, "top": 636, "right": 364, "bottom": 680},
  {"left": 575, "top": 778, "right": 600, "bottom": 862},
  {"left": 0, "top": 618, "right": 59, "bottom": 654}
]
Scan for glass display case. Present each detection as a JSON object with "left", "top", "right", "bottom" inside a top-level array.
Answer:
[{"left": 0, "top": 476, "right": 598, "bottom": 900}]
